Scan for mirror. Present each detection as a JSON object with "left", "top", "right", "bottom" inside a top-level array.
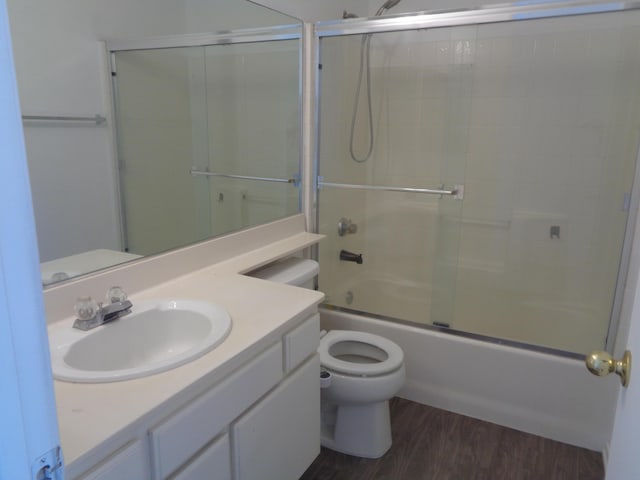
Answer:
[{"left": 6, "top": 0, "right": 301, "bottom": 286}]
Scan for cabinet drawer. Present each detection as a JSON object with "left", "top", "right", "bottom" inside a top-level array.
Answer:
[
  {"left": 171, "top": 434, "right": 231, "bottom": 480},
  {"left": 283, "top": 313, "right": 319, "bottom": 373},
  {"left": 233, "top": 355, "right": 320, "bottom": 480},
  {"left": 150, "top": 342, "right": 283, "bottom": 479},
  {"left": 78, "top": 441, "right": 147, "bottom": 480}
]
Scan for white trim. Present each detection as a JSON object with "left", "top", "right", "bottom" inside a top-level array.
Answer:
[
  {"left": 0, "top": 0, "right": 61, "bottom": 476},
  {"left": 315, "top": 1, "right": 640, "bottom": 37},
  {"left": 301, "top": 22, "right": 318, "bottom": 233},
  {"left": 106, "top": 24, "right": 301, "bottom": 52},
  {"left": 602, "top": 441, "right": 610, "bottom": 472}
]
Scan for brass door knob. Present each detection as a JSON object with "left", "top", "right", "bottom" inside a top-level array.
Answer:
[{"left": 585, "top": 350, "right": 631, "bottom": 387}]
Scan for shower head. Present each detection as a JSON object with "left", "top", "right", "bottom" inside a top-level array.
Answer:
[{"left": 375, "top": 0, "right": 402, "bottom": 16}]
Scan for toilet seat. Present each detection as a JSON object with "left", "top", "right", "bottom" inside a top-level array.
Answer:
[{"left": 319, "top": 330, "right": 404, "bottom": 377}]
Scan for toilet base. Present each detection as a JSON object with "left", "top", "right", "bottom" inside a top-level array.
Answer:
[{"left": 321, "top": 400, "right": 392, "bottom": 458}]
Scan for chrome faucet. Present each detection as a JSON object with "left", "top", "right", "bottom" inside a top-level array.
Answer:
[{"left": 73, "top": 287, "right": 132, "bottom": 331}]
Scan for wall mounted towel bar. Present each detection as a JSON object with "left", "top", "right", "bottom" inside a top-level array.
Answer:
[
  {"left": 22, "top": 114, "right": 107, "bottom": 125},
  {"left": 190, "top": 169, "right": 298, "bottom": 185},
  {"left": 318, "top": 180, "right": 464, "bottom": 199}
]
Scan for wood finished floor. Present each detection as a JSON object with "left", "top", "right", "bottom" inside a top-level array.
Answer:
[{"left": 300, "top": 397, "right": 604, "bottom": 480}]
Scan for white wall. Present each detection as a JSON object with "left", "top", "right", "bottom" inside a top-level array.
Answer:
[
  {"left": 249, "top": 0, "right": 484, "bottom": 21},
  {"left": 186, "top": 0, "right": 298, "bottom": 31},
  {"left": 365, "top": 0, "right": 483, "bottom": 16},
  {"left": 247, "top": 0, "right": 369, "bottom": 22}
]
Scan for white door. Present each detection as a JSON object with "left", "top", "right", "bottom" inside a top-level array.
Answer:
[
  {"left": 0, "top": 0, "right": 62, "bottom": 478},
  {"left": 606, "top": 275, "right": 640, "bottom": 479}
]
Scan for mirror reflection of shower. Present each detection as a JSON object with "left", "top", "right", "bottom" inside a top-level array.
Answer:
[{"left": 345, "top": 0, "right": 402, "bottom": 163}]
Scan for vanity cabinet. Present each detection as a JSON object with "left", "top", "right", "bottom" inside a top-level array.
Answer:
[
  {"left": 73, "top": 312, "right": 321, "bottom": 480},
  {"left": 233, "top": 355, "right": 320, "bottom": 480},
  {"left": 149, "top": 342, "right": 284, "bottom": 479}
]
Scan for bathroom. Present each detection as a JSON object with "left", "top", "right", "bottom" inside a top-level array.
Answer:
[{"left": 1, "top": 0, "right": 640, "bottom": 478}]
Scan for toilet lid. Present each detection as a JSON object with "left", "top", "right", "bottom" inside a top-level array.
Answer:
[{"left": 318, "top": 330, "right": 404, "bottom": 376}]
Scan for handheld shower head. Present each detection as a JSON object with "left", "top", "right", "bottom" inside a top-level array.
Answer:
[
  {"left": 348, "top": 0, "right": 403, "bottom": 163},
  {"left": 381, "top": 0, "right": 402, "bottom": 9},
  {"left": 376, "top": 0, "right": 400, "bottom": 17},
  {"left": 375, "top": 0, "right": 402, "bottom": 16}
]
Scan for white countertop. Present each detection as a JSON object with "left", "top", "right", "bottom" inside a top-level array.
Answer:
[{"left": 49, "top": 225, "right": 324, "bottom": 477}]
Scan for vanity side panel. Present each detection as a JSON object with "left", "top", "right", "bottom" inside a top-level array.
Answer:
[{"left": 232, "top": 355, "right": 320, "bottom": 480}]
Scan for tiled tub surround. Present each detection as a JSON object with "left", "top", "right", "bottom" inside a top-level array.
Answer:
[{"left": 43, "top": 215, "right": 325, "bottom": 479}]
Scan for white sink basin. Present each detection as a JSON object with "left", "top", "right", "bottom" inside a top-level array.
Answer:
[{"left": 49, "top": 299, "right": 232, "bottom": 383}]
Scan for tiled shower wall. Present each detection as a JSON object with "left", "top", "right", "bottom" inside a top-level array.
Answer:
[{"left": 318, "top": 11, "right": 640, "bottom": 353}]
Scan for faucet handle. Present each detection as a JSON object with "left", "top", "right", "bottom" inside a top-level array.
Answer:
[
  {"left": 74, "top": 296, "right": 99, "bottom": 320},
  {"left": 106, "top": 286, "right": 128, "bottom": 304}
]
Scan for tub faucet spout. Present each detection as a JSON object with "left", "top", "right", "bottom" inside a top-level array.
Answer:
[{"left": 340, "top": 250, "right": 363, "bottom": 265}]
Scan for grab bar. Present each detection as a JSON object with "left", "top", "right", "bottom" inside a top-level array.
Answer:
[
  {"left": 190, "top": 169, "right": 298, "bottom": 185},
  {"left": 318, "top": 180, "right": 464, "bottom": 199},
  {"left": 22, "top": 114, "right": 107, "bottom": 125}
]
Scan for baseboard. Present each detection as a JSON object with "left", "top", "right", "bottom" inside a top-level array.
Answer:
[{"left": 602, "top": 441, "right": 610, "bottom": 472}]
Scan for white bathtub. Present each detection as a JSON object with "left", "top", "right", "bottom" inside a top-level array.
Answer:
[{"left": 320, "top": 306, "right": 617, "bottom": 452}]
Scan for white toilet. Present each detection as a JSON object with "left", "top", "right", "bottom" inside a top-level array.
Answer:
[{"left": 249, "top": 256, "right": 406, "bottom": 459}]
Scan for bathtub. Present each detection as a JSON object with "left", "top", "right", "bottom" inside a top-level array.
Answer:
[
  {"left": 325, "top": 270, "right": 432, "bottom": 323},
  {"left": 322, "top": 265, "right": 603, "bottom": 353},
  {"left": 319, "top": 305, "right": 616, "bottom": 452}
]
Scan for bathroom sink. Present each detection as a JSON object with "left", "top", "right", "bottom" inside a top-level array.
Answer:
[{"left": 48, "top": 299, "right": 232, "bottom": 383}]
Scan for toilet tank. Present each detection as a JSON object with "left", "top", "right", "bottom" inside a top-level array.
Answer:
[{"left": 248, "top": 257, "right": 319, "bottom": 289}]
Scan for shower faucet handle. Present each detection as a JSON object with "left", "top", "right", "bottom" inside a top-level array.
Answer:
[{"left": 338, "top": 217, "right": 358, "bottom": 237}]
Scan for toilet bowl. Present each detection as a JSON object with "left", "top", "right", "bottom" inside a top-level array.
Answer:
[
  {"left": 249, "top": 256, "right": 406, "bottom": 458},
  {"left": 318, "top": 329, "right": 405, "bottom": 458}
]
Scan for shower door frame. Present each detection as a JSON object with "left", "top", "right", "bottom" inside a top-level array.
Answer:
[
  {"left": 106, "top": 24, "right": 304, "bottom": 255},
  {"left": 308, "top": 0, "right": 640, "bottom": 355}
]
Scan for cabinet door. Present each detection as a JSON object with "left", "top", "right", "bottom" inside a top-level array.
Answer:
[
  {"left": 150, "top": 342, "right": 283, "bottom": 479},
  {"left": 233, "top": 355, "right": 320, "bottom": 480},
  {"left": 171, "top": 434, "right": 231, "bottom": 480}
]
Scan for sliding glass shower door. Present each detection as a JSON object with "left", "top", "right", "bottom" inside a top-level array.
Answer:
[
  {"left": 112, "top": 36, "right": 300, "bottom": 256},
  {"left": 203, "top": 40, "right": 301, "bottom": 237},
  {"left": 317, "top": 28, "right": 468, "bottom": 329},
  {"left": 317, "top": 11, "right": 640, "bottom": 355}
]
